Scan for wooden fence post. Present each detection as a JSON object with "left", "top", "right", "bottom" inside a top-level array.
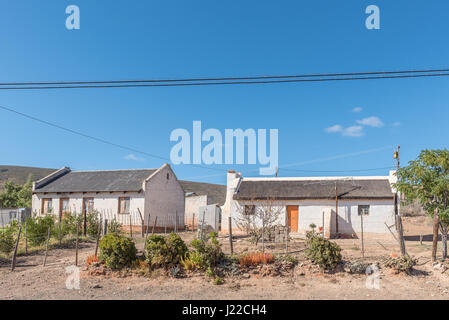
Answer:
[
  {"left": 75, "top": 221, "right": 80, "bottom": 267},
  {"left": 137, "top": 208, "right": 144, "bottom": 238},
  {"left": 229, "top": 217, "right": 234, "bottom": 255},
  {"left": 43, "top": 227, "right": 51, "bottom": 266},
  {"left": 361, "top": 214, "right": 365, "bottom": 258},
  {"left": 262, "top": 211, "right": 265, "bottom": 253},
  {"left": 129, "top": 214, "right": 133, "bottom": 238},
  {"left": 175, "top": 211, "right": 178, "bottom": 233},
  {"left": 192, "top": 214, "right": 195, "bottom": 232},
  {"left": 11, "top": 226, "right": 22, "bottom": 271},
  {"left": 94, "top": 223, "right": 101, "bottom": 257},
  {"left": 144, "top": 215, "right": 151, "bottom": 243},
  {"left": 104, "top": 219, "right": 108, "bottom": 235},
  {"left": 152, "top": 216, "right": 158, "bottom": 235},
  {"left": 25, "top": 220, "right": 28, "bottom": 255},
  {"left": 58, "top": 213, "right": 62, "bottom": 246},
  {"left": 285, "top": 212, "right": 289, "bottom": 254}
]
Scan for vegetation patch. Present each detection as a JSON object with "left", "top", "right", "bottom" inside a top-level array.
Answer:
[
  {"left": 305, "top": 231, "right": 342, "bottom": 270},
  {"left": 383, "top": 254, "right": 416, "bottom": 274},
  {"left": 99, "top": 233, "right": 137, "bottom": 269},
  {"left": 239, "top": 252, "right": 274, "bottom": 267}
]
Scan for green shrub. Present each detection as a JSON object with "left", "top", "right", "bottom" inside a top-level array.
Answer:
[
  {"left": 86, "top": 210, "right": 101, "bottom": 237},
  {"left": 99, "top": 233, "right": 137, "bottom": 269},
  {"left": 108, "top": 219, "right": 122, "bottom": 234},
  {"left": 214, "top": 276, "right": 225, "bottom": 285},
  {"left": 189, "top": 232, "right": 224, "bottom": 269},
  {"left": 145, "top": 233, "right": 188, "bottom": 268},
  {"left": 0, "top": 230, "right": 15, "bottom": 255},
  {"left": 384, "top": 254, "right": 416, "bottom": 274},
  {"left": 305, "top": 231, "right": 342, "bottom": 269},
  {"left": 26, "top": 215, "right": 55, "bottom": 246},
  {"left": 61, "top": 213, "right": 83, "bottom": 236}
]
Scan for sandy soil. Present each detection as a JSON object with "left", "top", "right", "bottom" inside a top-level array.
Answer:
[{"left": 1, "top": 216, "right": 449, "bottom": 300}]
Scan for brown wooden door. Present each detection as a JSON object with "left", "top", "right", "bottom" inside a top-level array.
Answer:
[{"left": 287, "top": 206, "right": 299, "bottom": 232}]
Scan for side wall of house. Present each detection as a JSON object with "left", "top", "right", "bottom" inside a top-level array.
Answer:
[
  {"left": 185, "top": 195, "right": 208, "bottom": 228},
  {"left": 32, "top": 192, "right": 144, "bottom": 225},
  {"left": 144, "top": 165, "right": 185, "bottom": 229}
]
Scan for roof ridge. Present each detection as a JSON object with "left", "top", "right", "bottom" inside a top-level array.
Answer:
[{"left": 70, "top": 168, "right": 158, "bottom": 173}]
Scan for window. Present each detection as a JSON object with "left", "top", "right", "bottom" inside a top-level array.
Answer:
[
  {"left": 118, "top": 197, "right": 130, "bottom": 214},
  {"left": 83, "top": 198, "right": 94, "bottom": 214},
  {"left": 244, "top": 205, "right": 255, "bottom": 215},
  {"left": 358, "top": 205, "right": 370, "bottom": 216},
  {"left": 41, "top": 198, "right": 52, "bottom": 214}
]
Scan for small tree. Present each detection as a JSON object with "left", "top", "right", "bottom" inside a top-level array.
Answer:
[
  {"left": 395, "top": 149, "right": 449, "bottom": 260},
  {"left": 0, "top": 175, "right": 33, "bottom": 208},
  {"left": 234, "top": 198, "right": 283, "bottom": 246}
]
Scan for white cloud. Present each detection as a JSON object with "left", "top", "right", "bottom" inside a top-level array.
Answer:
[
  {"left": 325, "top": 125, "right": 343, "bottom": 133},
  {"left": 352, "top": 107, "right": 363, "bottom": 113},
  {"left": 356, "top": 116, "right": 384, "bottom": 128},
  {"left": 342, "top": 126, "right": 364, "bottom": 137},
  {"left": 124, "top": 154, "right": 144, "bottom": 161},
  {"left": 325, "top": 124, "right": 364, "bottom": 137},
  {"left": 392, "top": 121, "right": 401, "bottom": 127}
]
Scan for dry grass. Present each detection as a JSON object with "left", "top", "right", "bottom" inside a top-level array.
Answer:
[{"left": 239, "top": 252, "right": 274, "bottom": 267}]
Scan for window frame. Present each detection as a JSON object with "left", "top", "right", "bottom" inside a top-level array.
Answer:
[
  {"left": 118, "top": 197, "right": 131, "bottom": 214},
  {"left": 41, "top": 198, "right": 53, "bottom": 214},
  {"left": 358, "top": 205, "right": 370, "bottom": 216}
]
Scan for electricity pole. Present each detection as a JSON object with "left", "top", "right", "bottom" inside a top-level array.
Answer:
[
  {"left": 335, "top": 181, "right": 339, "bottom": 236},
  {"left": 394, "top": 145, "right": 406, "bottom": 256}
]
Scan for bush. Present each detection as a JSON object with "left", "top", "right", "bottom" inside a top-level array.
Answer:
[
  {"left": 99, "top": 233, "right": 137, "bottom": 269},
  {"left": 189, "top": 232, "right": 224, "bottom": 269},
  {"left": 108, "top": 219, "right": 122, "bottom": 234},
  {"left": 61, "top": 213, "right": 83, "bottom": 236},
  {"left": 26, "top": 215, "right": 55, "bottom": 246},
  {"left": 0, "top": 230, "right": 15, "bottom": 255},
  {"left": 180, "top": 250, "right": 204, "bottom": 271},
  {"left": 214, "top": 276, "right": 225, "bottom": 285},
  {"left": 145, "top": 233, "right": 188, "bottom": 268},
  {"left": 86, "top": 210, "right": 101, "bottom": 238},
  {"left": 305, "top": 231, "right": 342, "bottom": 269},
  {"left": 384, "top": 254, "right": 416, "bottom": 274},
  {"left": 239, "top": 252, "right": 274, "bottom": 267}
]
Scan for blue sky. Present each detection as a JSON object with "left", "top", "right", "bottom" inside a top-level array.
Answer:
[{"left": 1, "top": 0, "right": 448, "bottom": 185}]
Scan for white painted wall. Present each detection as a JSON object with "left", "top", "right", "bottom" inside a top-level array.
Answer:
[
  {"left": 185, "top": 195, "right": 208, "bottom": 227},
  {"left": 144, "top": 164, "right": 185, "bottom": 229},
  {"left": 31, "top": 192, "right": 144, "bottom": 225}
]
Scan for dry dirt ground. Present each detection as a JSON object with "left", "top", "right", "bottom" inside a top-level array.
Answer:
[{"left": 1, "top": 216, "right": 449, "bottom": 300}]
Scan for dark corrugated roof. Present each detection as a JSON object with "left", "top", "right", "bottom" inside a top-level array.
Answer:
[
  {"left": 233, "top": 179, "right": 394, "bottom": 200},
  {"left": 34, "top": 169, "right": 157, "bottom": 193},
  {"left": 179, "top": 181, "right": 227, "bottom": 206}
]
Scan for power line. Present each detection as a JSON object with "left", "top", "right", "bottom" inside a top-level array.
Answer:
[
  {"left": 0, "top": 70, "right": 448, "bottom": 90},
  {"left": 279, "top": 166, "right": 395, "bottom": 173},
  {"left": 0, "top": 105, "right": 224, "bottom": 172},
  {"left": 1, "top": 67, "right": 448, "bottom": 86}
]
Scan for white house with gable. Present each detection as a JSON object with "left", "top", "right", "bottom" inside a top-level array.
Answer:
[
  {"left": 221, "top": 170, "right": 399, "bottom": 238},
  {"left": 32, "top": 163, "right": 185, "bottom": 233}
]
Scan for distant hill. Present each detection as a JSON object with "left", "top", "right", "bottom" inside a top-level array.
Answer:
[
  {"left": 0, "top": 165, "right": 56, "bottom": 190},
  {"left": 0, "top": 166, "right": 227, "bottom": 204},
  {"left": 179, "top": 180, "right": 227, "bottom": 206}
]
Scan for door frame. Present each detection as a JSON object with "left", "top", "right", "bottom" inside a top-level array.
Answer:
[
  {"left": 59, "top": 198, "right": 69, "bottom": 221},
  {"left": 286, "top": 205, "right": 299, "bottom": 233}
]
